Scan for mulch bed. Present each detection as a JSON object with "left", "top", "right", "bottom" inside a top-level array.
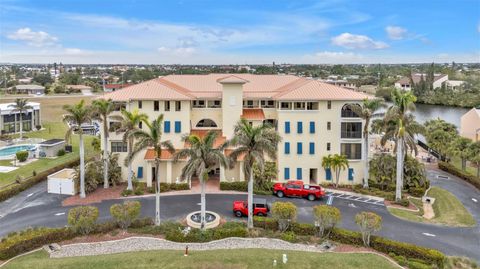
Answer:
[{"left": 62, "top": 184, "right": 126, "bottom": 206}]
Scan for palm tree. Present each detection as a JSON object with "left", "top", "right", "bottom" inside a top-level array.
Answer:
[
  {"left": 130, "top": 115, "right": 174, "bottom": 226},
  {"left": 322, "top": 154, "right": 349, "bottom": 187},
  {"left": 229, "top": 119, "right": 281, "bottom": 229},
  {"left": 9, "top": 98, "right": 33, "bottom": 140},
  {"left": 449, "top": 137, "right": 472, "bottom": 171},
  {"left": 63, "top": 100, "right": 92, "bottom": 198},
  {"left": 92, "top": 99, "right": 117, "bottom": 189},
  {"left": 468, "top": 141, "right": 480, "bottom": 177},
  {"left": 111, "top": 109, "right": 148, "bottom": 190},
  {"left": 348, "top": 99, "right": 385, "bottom": 188},
  {"left": 174, "top": 131, "right": 229, "bottom": 230}
]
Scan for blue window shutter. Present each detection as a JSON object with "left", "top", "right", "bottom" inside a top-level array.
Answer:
[
  {"left": 310, "top": 121, "right": 315, "bottom": 133},
  {"left": 164, "top": 121, "right": 170, "bottom": 133},
  {"left": 285, "top": 142, "right": 290, "bottom": 154},
  {"left": 297, "top": 142, "right": 302, "bottom": 154},
  {"left": 326, "top": 168, "right": 332, "bottom": 180},
  {"left": 309, "top": 142, "right": 315, "bottom": 154},
  {"left": 297, "top": 168, "right": 302, "bottom": 180},
  {"left": 348, "top": 168, "right": 354, "bottom": 181},
  {"left": 284, "top": 168, "right": 290, "bottom": 180},
  {"left": 174, "top": 121, "right": 181, "bottom": 133},
  {"left": 285, "top": 121, "right": 290, "bottom": 133},
  {"left": 297, "top": 122, "right": 303, "bottom": 133},
  {"left": 137, "top": 167, "right": 143, "bottom": 178}
]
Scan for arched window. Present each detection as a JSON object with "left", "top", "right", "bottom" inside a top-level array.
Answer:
[
  {"left": 196, "top": 119, "right": 218, "bottom": 128},
  {"left": 341, "top": 104, "right": 360, "bottom": 118}
]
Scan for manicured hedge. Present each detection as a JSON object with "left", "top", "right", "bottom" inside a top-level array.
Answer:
[
  {"left": 220, "top": 181, "right": 273, "bottom": 195},
  {"left": 253, "top": 217, "right": 445, "bottom": 268},
  {"left": 0, "top": 158, "right": 81, "bottom": 202},
  {"left": 164, "top": 223, "right": 248, "bottom": 243},
  {"left": 438, "top": 161, "right": 480, "bottom": 190}
]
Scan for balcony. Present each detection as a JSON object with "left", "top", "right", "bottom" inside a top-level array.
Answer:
[{"left": 341, "top": 131, "right": 362, "bottom": 139}]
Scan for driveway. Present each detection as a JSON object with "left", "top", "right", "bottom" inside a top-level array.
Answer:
[{"left": 0, "top": 168, "right": 479, "bottom": 261}]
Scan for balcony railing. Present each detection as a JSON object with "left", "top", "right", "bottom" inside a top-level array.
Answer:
[{"left": 341, "top": 131, "right": 362, "bottom": 139}]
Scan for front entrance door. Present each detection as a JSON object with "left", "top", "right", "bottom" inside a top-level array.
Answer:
[{"left": 309, "top": 168, "right": 318, "bottom": 185}]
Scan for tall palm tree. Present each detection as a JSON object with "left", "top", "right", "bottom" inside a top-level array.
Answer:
[
  {"left": 229, "top": 119, "right": 281, "bottom": 229},
  {"left": 92, "top": 98, "right": 117, "bottom": 189},
  {"left": 321, "top": 154, "right": 349, "bottom": 187},
  {"left": 174, "top": 131, "right": 229, "bottom": 230},
  {"left": 448, "top": 137, "right": 472, "bottom": 171},
  {"left": 381, "top": 90, "right": 423, "bottom": 201},
  {"left": 9, "top": 98, "right": 33, "bottom": 140},
  {"left": 63, "top": 100, "right": 92, "bottom": 198},
  {"left": 111, "top": 109, "right": 148, "bottom": 190},
  {"left": 348, "top": 99, "right": 385, "bottom": 188},
  {"left": 130, "top": 115, "right": 174, "bottom": 226}
]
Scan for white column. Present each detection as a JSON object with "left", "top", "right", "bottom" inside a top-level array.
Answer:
[
  {"left": 220, "top": 164, "right": 226, "bottom": 182},
  {"left": 239, "top": 161, "right": 245, "bottom": 181},
  {"left": 166, "top": 160, "right": 173, "bottom": 183}
]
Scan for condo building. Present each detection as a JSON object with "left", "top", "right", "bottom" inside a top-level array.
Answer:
[{"left": 99, "top": 74, "right": 370, "bottom": 187}]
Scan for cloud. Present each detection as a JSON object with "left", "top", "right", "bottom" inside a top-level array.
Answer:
[
  {"left": 385, "top": 26, "right": 407, "bottom": 40},
  {"left": 63, "top": 48, "right": 92, "bottom": 56},
  {"left": 7, "top": 28, "right": 58, "bottom": 47},
  {"left": 331, "top": 33, "right": 388, "bottom": 49}
]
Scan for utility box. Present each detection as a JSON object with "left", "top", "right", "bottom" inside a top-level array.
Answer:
[{"left": 47, "top": 168, "right": 76, "bottom": 195}]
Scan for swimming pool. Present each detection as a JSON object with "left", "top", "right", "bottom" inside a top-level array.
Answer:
[{"left": 0, "top": 145, "right": 36, "bottom": 158}]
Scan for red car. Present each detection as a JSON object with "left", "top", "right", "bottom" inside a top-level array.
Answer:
[
  {"left": 273, "top": 180, "right": 325, "bottom": 201},
  {"left": 233, "top": 198, "right": 269, "bottom": 217}
]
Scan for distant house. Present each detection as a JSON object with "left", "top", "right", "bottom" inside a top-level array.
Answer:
[
  {"left": 103, "top": 83, "right": 133, "bottom": 93},
  {"left": 394, "top": 73, "right": 448, "bottom": 91},
  {"left": 446, "top": 80, "right": 465, "bottom": 90},
  {"left": 0, "top": 102, "right": 41, "bottom": 134},
  {"left": 18, "top": 77, "right": 33, "bottom": 84},
  {"left": 460, "top": 108, "right": 480, "bottom": 142},
  {"left": 7, "top": 84, "right": 45, "bottom": 95},
  {"left": 66, "top": 85, "right": 92, "bottom": 93},
  {"left": 323, "top": 79, "right": 356, "bottom": 90}
]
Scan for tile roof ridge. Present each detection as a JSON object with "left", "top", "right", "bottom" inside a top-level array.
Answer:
[
  {"left": 216, "top": 74, "right": 250, "bottom": 83},
  {"left": 155, "top": 77, "right": 196, "bottom": 98},
  {"left": 271, "top": 77, "right": 311, "bottom": 98}
]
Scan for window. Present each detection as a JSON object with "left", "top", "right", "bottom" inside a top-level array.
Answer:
[
  {"left": 154, "top": 101, "right": 159, "bottom": 111},
  {"left": 294, "top": 102, "right": 305, "bottom": 110},
  {"left": 284, "top": 168, "right": 290, "bottom": 180},
  {"left": 208, "top": 100, "right": 221, "bottom": 108},
  {"left": 341, "top": 122, "right": 362, "bottom": 138},
  {"left": 137, "top": 167, "right": 143, "bottom": 179},
  {"left": 285, "top": 121, "right": 290, "bottom": 134},
  {"left": 309, "top": 142, "right": 315, "bottom": 154},
  {"left": 174, "top": 121, "right": 181, "bottom": 133},
  {"left": 261, "top": 100, "right": 275, "bottom": 108},
  {"left": 327, "top": 142, "right": 331, "bottom": 151},
  {"left": 280, "top": 102, "right": 292, "bottom": 110},
  {"left": 296, "top": 168, "right": 302, "bottom": 180},
  {"left": 139, "top": 121, "right": 142, "bottom": 129},
  {"left": 309, "top": 121, "right": 315, "bottom": 134},
  {"left": 341, "top": 104, "right": 360, "bottom": 117},
  {"left": 196, "top": 119, "right": 218, "bottom": 128},
  {"left": 327, "top": 121, "right": 331, "bottom": 130},
  {"left": 348, "top": 168, "right": 354, "bottom": 181},
  {"left": 306, "top": 102, "right": 318, "bottom": 110},
  {"left": 164, "top": 121, "right": 171, "bottom": 133},
  {"left": 244, "top": 100, "right": 254, "bottom": 108},
  {"left": 297, "top": 142, "right": 302, "bottom": 154},
  {"left": 341, "top": 143, "right": 362, "bottom": 159},
  {"left": 284, "top": 142, "right": 290, "bottom": 154},
  {"left": 165, "top": 101, "right": 170, "bottom": 111},
  {"left": 175, "top": 101, "right": 181, "bottom": 111},
  {"left": 138, "top": 101, "right": 142, "bottom": 109},
  {"left": 193, "top": 100, "right": 206, "bottom": 108},
  {"left": 297, "top": 122, "right": 303, "bottom": 134},
  {"left": 327, "top": 101, "right": 332, "bottom": 109},
  {"left": 325, "top": 168, "right": 332, "bottom": 180},
  {"left": 111, "top": 141, "right": 127, "bottom": 152}
]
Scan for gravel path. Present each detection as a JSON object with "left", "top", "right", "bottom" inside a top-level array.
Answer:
[{"left": 50, "top": 237, "right": 326, "bottom": 258}]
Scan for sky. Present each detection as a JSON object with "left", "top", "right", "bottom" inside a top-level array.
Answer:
[{"left": 0, "top": 0, "right": 479, "bottom": 64}]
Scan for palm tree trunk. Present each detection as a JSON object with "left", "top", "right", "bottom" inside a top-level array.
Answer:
[
  {"left": 127, "top": 137, "right": 133, "bottom": 190},
  {"left": 395, "top": 138, "right": 403, "bottom": 201},
  {"left": 103, "top": 122, "right": 109, "bottom": 188},
  {"left": 461, "top": 158, "right": 466, "bottom": 171},
  {"left": 19, "top": 113, "right": 23, "bottom": 140},
  {"left": 200, "top": 171, "right": 207, "bottom": 230},
  {"left": 79, "top": 133, "right": 86, "bottom": 198},
  {"left": 247, "top": 171, "right": 254, "bottom": 229},
  {"left": 363, "top": 133, "right": 369, "bottom": 188},
  {"left": 155, "top": 160, "right": 161, "bottom": 226}
]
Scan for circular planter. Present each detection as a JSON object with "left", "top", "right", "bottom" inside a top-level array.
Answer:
[{"left": 186, "top": 211, "right": 221, "bottom": 229}]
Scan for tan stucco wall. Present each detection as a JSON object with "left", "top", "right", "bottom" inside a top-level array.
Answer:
[{"left": 460, "top": 109, "right": 480, "bottom": 141}]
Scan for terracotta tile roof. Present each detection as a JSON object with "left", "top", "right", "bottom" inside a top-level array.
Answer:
[
  {"left": 144, "top": 149, "right": 181, "bottom": 160},
  {"left": 104, "top": 83, "right": 133, "bottom": 89},
  {"left": 186, "top": 129, "right": 227, "bottom": 148},
  {"left": 100, "top": 74, "right": 370, "bottom": 102},
  {"left": 241, "top": 109, "right": 265, "bottom": 120}
]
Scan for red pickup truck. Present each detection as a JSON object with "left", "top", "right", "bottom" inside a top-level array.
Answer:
[
  {"left": 273, "top": 180, "right": 326, "bottom": 201},
  {"left": 233, "top": 198, "right": 269, "bottom": 217}
]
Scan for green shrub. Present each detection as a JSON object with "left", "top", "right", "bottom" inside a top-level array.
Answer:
[
  {"left": 290, "top": 222, "right": 315, "bottom": 236},
  {"left": 253, "top": 216, "right": 278, "bottom": 230},
  {"left": 393, "top": 198, "right": 410, "bottom": 207},
  {"left": 165, "top": 225, "right": 247, "bottom": 243},
  {"left": 439, "top": 161, "right": 480, "bottom": 190},
  {"left": 0, "top": 227, "right": 76, "bottom": 260},
  {"left": 408, "top": 187, "right": 427, "bottom": 197},
  {"left": 16, "top": 150, "right": 28, "bottom": 162},
  {"left": 355, "top": 211, "right": 382, "bottom": 246},
  {"left": 313, "top": 205, "right": 341, "bottom": 238},
  {"left": 408, "top": 260, "right": 432, "bottom": 269},
  {"left": 271, "top": 202, "right": 297, "bottom": 232},
  {"left": 134, "top": 188, "right": 144, "bottom": 195},
  {"left": 57, "top": 149, "right": 66, "bottom": 156},
  {"left": 67, "top": 206, "right": 99, "bottom": 235},
  {"left": 281, "top": 231, "right": 297, "bottom": 243},
  {"left": 219, "top": 181, "right": 273, "bottom": 195},
  {"left": 391, "top": 254, "right": 407, "bottom": 266},
  {"left": 110, "top": 201, "right": 141, "bottom": 229},
  {"left": 121, "top": 189, "right": 134, "bottom": 196}
]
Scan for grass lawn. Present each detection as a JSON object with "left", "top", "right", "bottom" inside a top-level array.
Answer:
[
  {"left": 0, "top": 122, "right": 98, "bottom": 188},
  {"left": 387, "top": 187, "right": 476, "bottom": 227},
  {"left": 3, "top": 249, "right": 399, "bottom": 269}
]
